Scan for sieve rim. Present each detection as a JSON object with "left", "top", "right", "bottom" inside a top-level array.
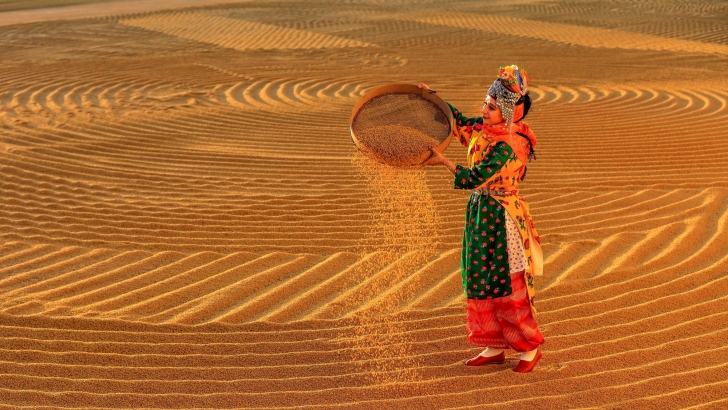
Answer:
[{"left": 349, "top": 84, "right": 455, "bottom": 166}]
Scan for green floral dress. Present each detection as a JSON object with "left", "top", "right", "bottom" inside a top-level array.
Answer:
[{"left": 448, "top": 103, "right": 543, "bottom": 312}]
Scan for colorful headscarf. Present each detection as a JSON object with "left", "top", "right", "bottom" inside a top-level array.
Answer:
[
  {"left": 482, "top": 65, "right": 537, "bottom": 165},
  {"left": 487, "top": 65, "right": 529, "bottom": 130}
]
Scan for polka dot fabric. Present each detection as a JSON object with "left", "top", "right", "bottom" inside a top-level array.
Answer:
[
  {"left": 461, "top": 194, "right": 512, "bottom": 299},
  {"left": 505, "top": 211, "right": 527, "bottom": 273}
]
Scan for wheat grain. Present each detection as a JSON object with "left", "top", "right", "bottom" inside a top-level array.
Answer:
[
  {"left": 336, "top": 152, "right": 442, "bottom": 387},
  {"left": 355, "top": 124, "right": 441, "bottom": 166}
]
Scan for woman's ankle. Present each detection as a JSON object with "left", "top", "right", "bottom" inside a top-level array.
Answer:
[
  {"left": 519, "top": 349, "right": 538, "bottom": 361},
  {"left": 479, "top": 347, "right": 504, "bottom": 357}
]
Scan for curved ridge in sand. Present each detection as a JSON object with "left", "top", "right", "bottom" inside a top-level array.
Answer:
[
  {"left": 120, "top": 12, "right": 373, "bottom": 51},
  {"left": 1, "top": 0, "right": 727, "bottom": 408},
  {"left": 406, "top": 11, "right": 728, "bottom": 54}
]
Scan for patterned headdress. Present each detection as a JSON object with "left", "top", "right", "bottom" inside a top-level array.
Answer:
[{"left": 487, "top": 65, "right": 529, "bottom": 131}]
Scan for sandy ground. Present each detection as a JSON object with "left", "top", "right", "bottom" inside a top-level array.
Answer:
[
  {"left": 0, "top": 0, "right": 251, "bottom": 23},
  {"left": 1, "top": 0, "right": 728, "bottom": 408}
]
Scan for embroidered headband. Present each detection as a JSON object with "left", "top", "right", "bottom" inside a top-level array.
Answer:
[{"left": 487, "top": 65, "right": 529, "bottom": 130}]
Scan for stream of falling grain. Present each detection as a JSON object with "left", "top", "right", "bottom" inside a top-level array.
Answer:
[{"left": 340, "top": 151, "right": 442, "bottom": 387}]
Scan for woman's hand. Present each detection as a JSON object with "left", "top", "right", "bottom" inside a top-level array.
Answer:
[
  {"left": 418, "top": 83, "right": 435, "bottom": 93},
  {"left": 422, "top": 148, "right": 457, "bottom": 175},
  {"left": 422, "top": 148, "right": 446, "bottom": 166}
]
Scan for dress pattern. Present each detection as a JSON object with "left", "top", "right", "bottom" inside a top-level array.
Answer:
[
  {"left": 448, "top": 102, "right": 545, "bottom": 352},
  {"left": 449, "top": 103, "right": 543, "bottom": 310},
  {"left": 458, "top": 143, "right": 514, "bottom": 300},
  {"left": 465, "top": 272, "right": 543, "bottom": 350},
  {"left": 505, "top": 212, "right": 528, "bottom": 273}
]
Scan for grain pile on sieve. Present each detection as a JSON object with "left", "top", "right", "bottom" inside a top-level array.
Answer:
[{"left": 356, "top": 124, "right": 441, "bottom": 166}]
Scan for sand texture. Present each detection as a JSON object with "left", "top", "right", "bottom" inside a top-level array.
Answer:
[{"left": 1, "top": 0, "right": 728, "bottom": 408}]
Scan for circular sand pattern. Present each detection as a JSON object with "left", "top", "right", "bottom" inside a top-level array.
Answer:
[
  {"left": 0, "top": 79, "right": 210, "bottom": 120},
  {"left": 0, "top": 73, "right": 374, "bottom": 118},
  {"left": 120, "top": 11, "right": 373, "bottom": 51},
  {"left": 212, "top": 77, "right": 376, "bottom": 109},
  {"left": 407, "top": 11, "right": 728, "bottom": 55},
  {"left": 1, "top": 1, "right": 728, "bottom": 408}
]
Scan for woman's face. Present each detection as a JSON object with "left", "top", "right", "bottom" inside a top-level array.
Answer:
[{"left": 482, "top": 95, "right": 503, "bottom": 125}]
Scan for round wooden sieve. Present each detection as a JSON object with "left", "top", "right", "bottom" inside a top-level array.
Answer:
[{"left": 350, "top": 84, "right": 454, "bottom": 166}]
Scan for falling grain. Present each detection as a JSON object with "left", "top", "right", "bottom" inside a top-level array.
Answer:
[{"left": 338, "top": 152, "right": 442, "bottom": 386}]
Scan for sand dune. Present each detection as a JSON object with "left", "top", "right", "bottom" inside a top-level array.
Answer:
[{"left": 1, "top": 0, "right": 728, "bottom": 408}]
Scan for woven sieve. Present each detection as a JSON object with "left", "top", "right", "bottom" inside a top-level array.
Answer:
[{"left": 350, "top": 84, "right": 454, "bottom": 166}]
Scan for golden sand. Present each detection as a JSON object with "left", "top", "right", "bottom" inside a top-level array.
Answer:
[{"left": 1, "top": 0, "right": 728, "bottom": 408}]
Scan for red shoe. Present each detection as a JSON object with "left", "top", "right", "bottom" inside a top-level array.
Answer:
[
  {"left": 465, "top": 352, "right": 505, "bottom": 366},
  {"left": 513, "top": 350, "right": 542, "bottom": 373}
]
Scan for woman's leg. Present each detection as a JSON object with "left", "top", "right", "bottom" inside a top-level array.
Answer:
[
  {"left": 479, "top": 347, "right": 504, "bottom": 357},
  {"left": 465, "top": 346, "right": 506, "bottom": 366},
  {"left": 492, "top": 271, "right": 544, "bottom": 353},
  {"left": 519, "top": 349, "right": 538, "bottom": 361},
  {"left": 465, "top": 297, "right": 510, "bottom": 349},
  {"left": 490, "top": 270, "right": 544, "bottom": 372},
  {"left": 463, "top": 298, "right": 510, "bottom": 366}
]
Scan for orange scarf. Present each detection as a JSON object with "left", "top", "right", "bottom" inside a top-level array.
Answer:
[{"left": 481, "top": 119, "right": 537, "bottom": 165}]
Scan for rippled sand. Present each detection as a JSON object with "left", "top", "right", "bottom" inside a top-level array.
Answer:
[{"left": 1, "top": 0, "right": 727, "bottom": 408}]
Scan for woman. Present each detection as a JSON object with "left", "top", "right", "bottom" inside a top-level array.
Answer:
[{"left": 421, "top": 65, "right": 545, "bottom": 373}]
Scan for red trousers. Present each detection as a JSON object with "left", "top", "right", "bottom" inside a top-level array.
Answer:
[{"left": 465, "top": 270, "right": 544, "bottom": 352}]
